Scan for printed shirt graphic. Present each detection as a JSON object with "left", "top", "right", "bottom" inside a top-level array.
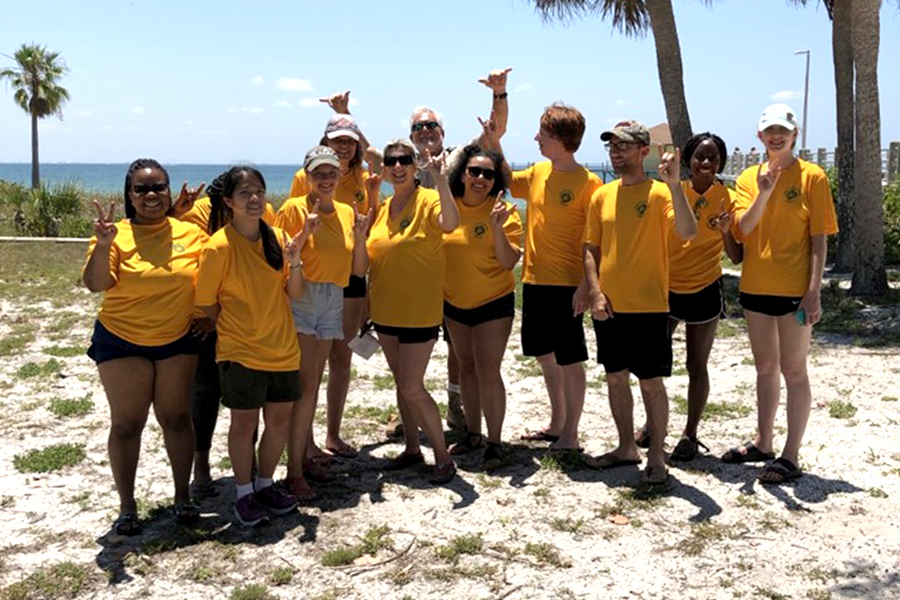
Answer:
[
  {"left": 180, "top": 197, "right": 276, "bottom": 232},
  {"left": 509, "top": 161, "right": 602, "bottom": 286},
  {"left": 85, "top": 218, "right": 208, "bottom": 346},
  {"left": 443, "top": 198, "right": 523, "bottom": 309},
  {"left": 195, "top": 224, "right": 300, "bottom": 371},
  {"left": 290, "top": 166, "right": 371, "bottom": 215},
  {"left": 668, "top": 181, "right": 734, "bottom": 293},
  {"left": 585, "top": 179, "right": 676, "bottom": 313},
  {"left": 274, "top": 196, "right": 356, "bottom": 287},
  {"left": 734, "top": 159, "right": 838, "bottom": 296},
  {"left": 367, "top": 187, "right": 444, "bottom": 327}
]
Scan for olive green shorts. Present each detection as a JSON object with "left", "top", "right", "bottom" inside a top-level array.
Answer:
[{"left": 218, "top": 361, "right": 300, "bottom": 410}]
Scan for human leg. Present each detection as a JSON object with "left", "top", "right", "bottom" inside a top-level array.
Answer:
[
  {"left": 152, "top": 354, "right": 198, "bottom": 506},
  {"left": 744, "top": 310, "right": 780, "bottom": 455},
  {"left": 446, "top": 318, "right": 482, "bottom": 436},
  {"left": 682, "top": 319, "right": 718, "bottom": 440},
  {"left": 325, "top": 296, "right": 364, "bottom": 456},
  {"left": 775, "top": 314, "right": 812, "bottom": 466},
  {"left": 288, "top": 334, "right": 330, "bottom": 484},
  {"left": 638, "top": 376, "right": 669, "bottom": 475},
  {"left": 379, "top": 334, "right": 421, "bottom": 457},
  {"left": 396, "top": 339, "right": 451, "bottom": 467},
  {"left": 190, "top": 333, "right": 219, "bottom": 488},
  {"left": 535, "top": 354, "right": 566, "bottom": 435},
  {"left": 471, "top": 316, "right": 513, "bottom": 445}
]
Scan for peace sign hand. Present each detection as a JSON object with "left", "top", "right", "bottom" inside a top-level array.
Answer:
[
  {"left": 657, "top": 144, "right": 681, "bottom": 186},
  {"left": 489, "top": 192, "right": 515, "bottom": 230},
  {"left": 302, "top": 199, "right": 321, "bottom": 240},
  {"left": 757, "top": 159, "right": 782, "bottom": 195},
  {"left": 91, "top": 200, "right": 118, "bottom": 246},
  {"left": 170, "top": 181, "right": 206, "bottom": 219},
  {"left": 478, "top": 67, "right": 513, "bottom": 93},
  {"left": 320, "top": 90, "right": 351, "bottom": 115}
]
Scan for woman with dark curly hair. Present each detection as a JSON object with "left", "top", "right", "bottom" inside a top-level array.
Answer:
[{"left": 442, "top": 145, "right": 522, "bottom": 470}]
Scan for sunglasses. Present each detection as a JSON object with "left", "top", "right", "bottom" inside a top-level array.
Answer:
[
  {"left": 410, "top": 121, "right": 440, "bottom": 133},
  {"left": 383, "top": 155, "right": 415, "bottom": 167},
  {"left": 604, "top": 141, "right": 638, "bottom": 153},
  {"left": 132, "top": 183, "right": 169, "bottom": 195},
  {"left": 466, "top": 166, "right": 496, "bottom": 180}
]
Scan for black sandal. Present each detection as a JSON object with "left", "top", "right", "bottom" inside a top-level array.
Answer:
[
  {"left": 449, "top": 432, "right": 484, "bottom": 456},
  {"left": 113, "top": 513, "right": 142, "bottom": 536},
  {"left": 758, "top": 457, "right": 802, "bottom": 484},
  {"left": 481, "top": 442, "right": 504, "bottom": 471},
  {"left": 670, "top": 437, "right": 710, "bottom": 462},
  {"left": 721, "top": 442, "right": 775, "bottom": 464},
  {"left": 174, "top": 502, "right": 200, "bottom": 524}
]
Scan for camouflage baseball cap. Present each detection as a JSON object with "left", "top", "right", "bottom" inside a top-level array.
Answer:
[{"left": 600, "top": 120, "right": 650, "bottom": 146}]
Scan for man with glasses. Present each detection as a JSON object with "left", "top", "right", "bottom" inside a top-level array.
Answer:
[
  {"left": 403, "top": 68, "right": 513, "bottom": 433},
  {"left": 580, "top": 120, "right": 697, "bottom": 484}
]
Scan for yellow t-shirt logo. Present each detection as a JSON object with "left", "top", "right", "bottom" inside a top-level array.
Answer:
[
  {"left": 784, "top": 187, "right": 801, "bottom": 202},
  {"left": 172, "top": 243, "right": 185, "bottom": 253},
  {"left": 473, "top": 223, "right": 487, "bottom": 238},
  {"left": 635, "top": 201, "right": 648, "bottom": 218},
  {"left": 400, "top": 217, "right": 411, "bottom": 230},
  {"left": 560, "top": 190, "right": 574, "bottom": 205},
  {"left": 355, "top": 190, "right": 365, "bottom": 203}
]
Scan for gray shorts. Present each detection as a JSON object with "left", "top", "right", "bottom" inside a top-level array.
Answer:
[{"left": 291, "top": 281, "right": 344, "bottom": 340}]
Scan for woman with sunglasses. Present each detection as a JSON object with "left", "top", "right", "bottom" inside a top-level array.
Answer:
[
  {"left": 196, "top": 166, "right": 305, "bottom": 526},
  {"left": 275, "top": 146, "right": 371, "bottom": 499},
  {"left": 289, "top": 99, "right": 379, "bottom": 460},
  {"left": 441, "top": 145, "right": 522, "bottom": 470},
  {"left": 366, "top": 139, "right": 460, "bottom": 484},
  {"left": 83, "top": 159, "right": 208, "bottom": 535}
]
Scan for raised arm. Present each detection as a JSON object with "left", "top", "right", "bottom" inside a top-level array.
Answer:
[
  {"left": 83, "top": 200, "right": 118, "bottom": 292},
  {"left": 657, "top": 145, "right": 697, "bottom": 240},
  {"left": 478, "top": 67, "right": 512, "bottom": 139},
  {"left": 320, "top": 90, "right": 375, "bottom": 154},
  {"left": 351, "top": 205, "right": 373, "bottom": 277},
  {"left": 424, "top": 151, "right": 459, "bottom": 232}
]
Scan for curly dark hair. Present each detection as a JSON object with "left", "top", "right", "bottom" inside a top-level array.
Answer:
[{"left": 447, "top": 144, "right": 508, "bottom": 199}]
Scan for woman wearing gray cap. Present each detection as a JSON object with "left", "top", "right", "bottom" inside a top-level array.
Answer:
[{"left": 276, "top": 146, "right": 371, "bottom": 498}]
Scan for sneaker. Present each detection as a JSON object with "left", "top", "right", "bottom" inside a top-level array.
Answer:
[
  {"left": 234, "top": 493, "right": 269, "bottom": 527},
  {"left": 256, "top": 484, "right": 298, "bottom": 515},
  {"left": 446, "top": 390, "right": 466, "bottom": 431}
]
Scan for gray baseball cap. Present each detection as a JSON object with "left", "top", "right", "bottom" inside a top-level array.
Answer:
[
  {"left": 324, "top": 114, "right": 361, "bottom": 141},
  {"left": 600, "top": 120, "right": 651, "bottom": 146},
  {"left": 304, "top": 145, "right": 341, "bottom": 172}
]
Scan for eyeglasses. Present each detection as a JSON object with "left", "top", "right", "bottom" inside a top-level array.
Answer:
[
  {"left": 383, "top": 155, "right": 415, "bottom": 167},
  {"left": 410, "top": 121, "right": 440, "bottom": 133},
  {"left": 132, "top": 183, "right": 169, "bottom": 195},
  {"left": 466, "top": 166, "right": 496, "bottom": 180},
  {"left": 604, "top": 141, "right": 638, "bottom": 153}
]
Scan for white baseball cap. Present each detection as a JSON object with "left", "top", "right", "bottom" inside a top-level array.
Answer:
[{"left": 758, "top": 104, "right": 799, "bottom": 132}]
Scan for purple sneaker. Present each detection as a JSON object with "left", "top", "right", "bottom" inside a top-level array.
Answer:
[
  {"left": 234, "top": 493, "right": 269, "bottom": 527},
  {"left": 256, "top": 484, "right": 298, "bottom": 515}
]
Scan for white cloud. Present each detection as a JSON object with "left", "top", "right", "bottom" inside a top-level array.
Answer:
[
  {"left": 251, "top": 75, "right": 264, "bottom": 86},
  {"left": 77, "top": 110, "right": 93, "bottom": 117},
  {"left": 241, "top": 107, "right": 264, "bottom": 114},
  {"left": 130, "top": 106, "right": 145, "bottom": 115},
  {"left": 514, "top": 83, "right": 534, "bottom": 94},
  {"left": 275, "top": 77, "right": 314, "bottom": 92},
  {"left": 770, "top": 90, "right": 803, "bottom": 101},
  {"left": 299, "top": 98, "right": 318, "bottom": 108},
  {"left": 275, "top": 100, "right": 292, "bottom": 108}
]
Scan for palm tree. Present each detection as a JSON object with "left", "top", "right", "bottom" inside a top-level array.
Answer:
[
  {"left": 850, "top": 0, "right": 887, "bottom": 295},
  {"left": 829, "top": 0, "right": 856, "bottom": 273},
  {"left": 0, "top": 44, "right": 70, "bottom": 188},
  {"left": 532, "top": 0, "right": 695, "bottom": 151}
]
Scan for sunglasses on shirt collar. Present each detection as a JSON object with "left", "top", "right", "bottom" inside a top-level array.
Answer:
[
  {"left": 383, "top": 155, "right": 415, "bottom": 167},
  {"left": 410, "top": 121, "right": 440, "bottom": 133}
]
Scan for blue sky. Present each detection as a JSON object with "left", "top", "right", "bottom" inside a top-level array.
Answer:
[{"left": 1, "top": 0, "right": 897, "bottom": 165}]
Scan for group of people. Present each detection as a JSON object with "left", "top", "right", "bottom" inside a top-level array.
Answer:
[{"left": 82, "top": 67, "right": 838, "bottom": 533}]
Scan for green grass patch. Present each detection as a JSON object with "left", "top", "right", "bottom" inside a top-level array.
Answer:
[
  {"left": 321, "top": 525, "right": 392, "bottom": 566},
  {"left": 0, "top": 333, "right": 35, "bottom": 357},
  {"left": 14, "top": 443, "right": 86, "bottom": 473},
  {"left": 229, "top": 584, "right": 275, "bottom": 600},
  {"left": 828, "top": 400, "right": 858, "bottom": 419},
  {"left": 0, "top": 243, "right": 90, "bottom": 305},
  {"left": 435, "top": 533, "right": 483, "bottom": 563},
  {"left": 0, "top": 561, "right": 96, "bottom": 600},
  {"left": 676, "top": 521, "right": 736, "bottom": 556},
  {"left": 343, "top": 404, "right": 398, "bottom": 424},
  {"left": 549, "top": 516, "right": 586, "bottom": 534},
  {"left": 672, "top": 395, "right": 751, "bottom": 419},
  {"left": 524, "top": 542, "right": 570, "bottom": 567},
  {"left": 372, "top": 373, "right": 394, "bottom": 391},
  {"left": 881, "top": 395, "right": 898, "bottom": 403},
  {"left": 269, "top": 567, "right": 293, "bottom": 586},
  {"left": 15, "top": 358, "right": 61, "bottom": 379},
  {"left": 43, "top": 345, "right": 86, "bottom": 358},
  {"left": 48, "top": 395, "right": 93, "bottom": 418}
]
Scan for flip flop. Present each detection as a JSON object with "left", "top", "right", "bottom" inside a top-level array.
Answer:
[
  {"left": 282, "top": 476, "right": 318, "bottom": 501},
  {"left": 520, "top": 429, "right": 560, "bottom": 443},
  {"left": 585, "top": 452, "right": 642, "bottom": 470},
  {"left": 113, "top": 513, "right": 142, "bottom": 536},
  {"left": 174, "top": 502, "right": 200, "bottom": 524},
  {"left": 634, "top": 426, "right": 651, "bottom": 449},
  {"left": 758, "top": 457, "right": 802, "bottom": 485},
  {"left": 642, "top": 464, "right": 669, "bottom": 485},
  {"left": 721, "top": 442, "right": 776, "bottom": 464},
  {"left": 325, "top": 443, "right": 359, "bottom": 459}
]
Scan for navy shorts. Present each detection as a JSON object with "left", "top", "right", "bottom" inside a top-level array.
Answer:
[
  {"left": 593, "top": 313, "right": 672, "bottom": 380},
  {"left": 87, "top": 320, "right": 198, "bottom": 364},
  {"left": 373, "top": 323, "right": 440, "bottom": 344},
  {"left": 739, "top": 293, "right": 803, "bottom": 317},
  {"left": 444, "top": 293, "right": 515, "bottom": 328},
  {"left": 669, "top": 279, "right": 724, "bottom": 324}
]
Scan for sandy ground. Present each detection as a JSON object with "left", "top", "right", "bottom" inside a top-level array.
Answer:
[{"left": 1, "top": 283, "right": 899, "bottom": 600}]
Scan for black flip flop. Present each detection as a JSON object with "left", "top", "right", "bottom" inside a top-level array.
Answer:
[
  {"left": 520, "top": 429, "right": 560, "bottom": 443},
  {"left": 758, "top": 457, "right": 802, "bottom": 484},
  {"left": 721, "top": 441, "right": 775, "bottom": 464},
  {"left": 113, "top": 513, "right": 142, "bottom": 536}
]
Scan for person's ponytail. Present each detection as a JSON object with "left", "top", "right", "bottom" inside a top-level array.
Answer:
[{"left": 259, "top": 219, "right": 284, "bottom": 271}]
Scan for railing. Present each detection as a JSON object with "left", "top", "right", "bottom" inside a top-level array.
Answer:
[{"left": 722, "top": 142, "right": 899, "bottom": 183}]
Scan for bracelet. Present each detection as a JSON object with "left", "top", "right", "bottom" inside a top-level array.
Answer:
[
  {"left": 493, "top": 92, "right": 508, "bottom": 100},
  {"left": 290, "top": 262, "right": 303, "bottom": 270}
]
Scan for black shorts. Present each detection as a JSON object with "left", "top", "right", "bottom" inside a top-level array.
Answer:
[
  {"left": 669, "top": 279, "right": 724, "bottom": 324},
  {"left": 373, "top": 323, "right": 440, "bottom": 344},
  {"left": 218, "top": 361, "right": 300, "bottom": 410},
  {"left": 739, "top": 293, "right": 803, "bottom": 317},
  {"left": 521, "top": 284, "right": 587, "bottom": 366},
  {"left": 593, "top": 313, "right": 672, "bottom": 380},
  {"left": 87, "top": 320, "right": 198, "bottom": 364},
  {"left": 344, "top": 275, "right": 367, "bottom": 299},
  {"left": 444, "top": 293, "right": 515, "bottom": 328}
]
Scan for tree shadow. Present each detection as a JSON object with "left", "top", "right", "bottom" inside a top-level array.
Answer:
[{"left": 830, "top": 559, "right": 900, "bottom": 598}]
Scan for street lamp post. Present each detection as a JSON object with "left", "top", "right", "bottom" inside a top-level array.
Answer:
[{"left": 794, "top": 49, "right": 810, "bottom": 151}]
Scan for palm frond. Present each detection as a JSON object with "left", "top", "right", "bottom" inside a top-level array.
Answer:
[{"left": 532, "top": 0, "right": 650, "bottom": 37}]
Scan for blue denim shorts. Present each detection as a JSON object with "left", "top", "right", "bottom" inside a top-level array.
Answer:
[{"left": 291, "top": 281, "right": 344, "bottom": 340}]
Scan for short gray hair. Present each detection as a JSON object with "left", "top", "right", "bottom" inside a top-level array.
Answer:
[
  {"left": 383, "top": 138, "right": 419, "bottom": 161},
  {"left": 409, "top": 106, "right": 444, "bottom": 130}
]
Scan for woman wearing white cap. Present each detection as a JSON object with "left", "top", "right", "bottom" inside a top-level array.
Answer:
[
  {"left": 276, "top": 146, "right": 371, "bottom": 498},
  {"left": 288, "top": 94, "right": 379, "bottom": 460},
  {"left": 721, "top": 104, "right": 838, "bottom": 484}
]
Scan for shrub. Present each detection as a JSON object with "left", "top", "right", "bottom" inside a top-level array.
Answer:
[
  {"left": 14, "top": 443, "right": 86, "bottom": 473},
  {"left": 0, "top": 181, "right": 92, "bottom": 237},
  {"left": 883, "top": 181, "right": 900, "bottom": 265}
]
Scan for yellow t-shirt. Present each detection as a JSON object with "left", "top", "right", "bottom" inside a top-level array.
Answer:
[
  {"left": 668, "top": 181, "right": 734, "bottom": 294},
  {"left": 585, "top": 179, "right": 676, "bottom": 313},
  {"left": 274, "top": 196, "right": 356, "bottom": 287},
  {"left": 179, "top": 197, "right": 276, "bottom": 233},
  {"left": 195, "top": 224, "right": 300, "bottom": 371},
  {"left": 509, "top": 161, "right": 602, "bottom": 286},
  {"left": 443, "top": 198, "right": 523, "bottom": 309},
  {"left": 734, "top": 159, "right": 838, "bottom": 297},
  {"left": 367, "top": 187, "right": 444, "bottom": 327},
  {"left": 85, "top": 218, "right": 208, "bottom": 346},
  {"left": 290, "top": 166, "right": 371, "bottom": 215}
]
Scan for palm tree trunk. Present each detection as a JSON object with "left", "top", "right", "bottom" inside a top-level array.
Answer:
[
  {"left": 645, "top": 0, "right": 693, "bottom": 151},
  {"left": 850, "top": 0, "right": 887, "bottom": 295},
  {"left": 30, "top": 112, "right": 40, "bottom": 188},
  {"left": 832, "top": 0, "right": 855, "bottom": 272}
]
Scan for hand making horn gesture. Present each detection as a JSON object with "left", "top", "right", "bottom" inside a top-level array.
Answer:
[
  {"left": 489, "top": 191, "right": 515, "bottom": 230},
  {"left": 91, "top": 199, "right": 118, "bottom": 246},
  {"left": 365, "top": 164, "right": 383, "bottom": 207},
  {"left": 477, "top": 111, "right": 502, "bottom": 153},
  {"left": 423, "top": 148, "right": 448, "bottom": 182},
  {"left": 478, "top": 67, "right": 513, "bottom": 93},
  {"left": 352, "top": 204, "right": 375, "bottom": 239},
  {"left": 713, "top": 199, "right": 734, "bottom": 233},
  {"left": 757, "top": 158, "right": 783, "bottom": 195},
  {"left": 320, "top": 90, "right": 351, "bottom": 115},
  {"left": 169, "top": 181, "right": 206, "bottom": 218},
  {"left": 656, "top": 143, "right": 681, "bottom": 186}
]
